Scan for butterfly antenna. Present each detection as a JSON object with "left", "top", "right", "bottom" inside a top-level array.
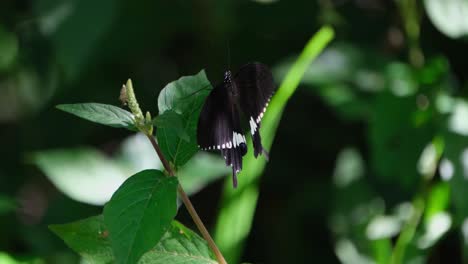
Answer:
[{"left": 227, "top": 40, "right": 231, "bottom": 70}]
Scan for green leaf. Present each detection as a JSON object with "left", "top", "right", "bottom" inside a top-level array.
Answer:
[
  {"left": 116, "top": 133, "right": 163, "bottom": 173},
  {"left": 369, "top": 92, "right": 434, "bottom": 189},
  {"left": 156, "top": 70, "right": 212, "bottom": 168},
  {"left": 56, "top": 103, "right": 136, "bottom": 130},
  {"left": 0, "top": 195, "right": 16, "bottom": 215},
  {"left": 32, "top": 148, "right": 128, "bottom": 205},
  {"left": 139, "top": 221, "right": 217, "bottom": 264},
  {"left": 424, "top": 182, "right": 450, "bottom": 223},
  {"left": 442, "top": 131, "right": 468, "bottom": 221},
  {"left": 34, "top": 0, "right": 117, "bottom": 80},
  {"left": 0, "top": 25, "right": 19, "bottom": 71},
  {"left": 153, "top": 110, "right": 189, "bottom": 142},
  {"left": 49, "top": 215, "right": 113, "bottom": 264},
  {"left": 178, "top": 152, "right": 230, "bottom": 195},
  {"left": 103, "top": 170, "right": 178, "bottom": 264},
  {"left": 423, "top": 0, "right": 468, "bottom": 39},
  {"left": 0, "top": 252, "right": 44, "bottom": 264},
  {"left": 275, "top": 43, "right": 387, "bottom": 121},
  {"left": 50, "top": 217, "right": 217, "bottom": 264}
]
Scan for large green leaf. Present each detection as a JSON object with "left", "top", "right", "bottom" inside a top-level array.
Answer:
[
  {"left": 103, "top": 170, "right": 178, "bottom": 264},
  {"left": 156, "top": 70, "right": 212, "bottom": 168},
  {"left": 50, "top": 216, "right": 217, "bottom": 264},
  {"left": 56, "top": 103, "right": 136, "bottom": 130},
  {"left": 32, "top": 148, "right": 128, "bottom": 205},
  {"left": 139, "top": 221, "right": 217, "bottom": 264},
  {"left": 49, "top": 215, "right": 113, "bottom": 264}
]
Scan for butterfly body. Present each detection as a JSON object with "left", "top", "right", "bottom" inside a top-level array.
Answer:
[{"left": 197, "top": 62, "right": 275, "bottom": 187}]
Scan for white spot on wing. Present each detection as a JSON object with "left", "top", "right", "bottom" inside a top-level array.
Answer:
[
  {"left": 233, "top": 132, "right": 238, "bottom": 147},
  {"left": 249, "top": 117, "right": 257, "bottom": 135}
]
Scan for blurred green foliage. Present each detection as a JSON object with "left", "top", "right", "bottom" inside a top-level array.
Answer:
[{"left": 2, "top": 0, "right": 468, "bottom": 263}]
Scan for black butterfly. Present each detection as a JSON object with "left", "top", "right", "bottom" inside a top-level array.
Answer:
[{"left": 197, "top": 62, "right": 276, "bottom": 187}]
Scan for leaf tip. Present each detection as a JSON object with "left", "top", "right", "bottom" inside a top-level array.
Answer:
[
  {"left": 48, "top": 224, "right": 61, "bottom": 235},
  {"left": 55, "top": 104, "right": 66, "bottom": 111}
]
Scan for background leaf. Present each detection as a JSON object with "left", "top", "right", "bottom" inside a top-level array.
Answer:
[
  {"left": 32, "top": 148, "right": 128, "bottom": 206},
  {"left": 56, "top": 103, "right": 136, "bottom": 130},
  {"left": 156, "top": 70, "right": 212, "bottom": 168},
  {"left": 0, "top": 195, "right": 16, "bottom": 215},
  {"left": 103, "top": 169, "right": 178, "bottom": 264},
  {"left": 34, "top": 0, "right": 117, "bottom": 80},
  {"left": 33, "top": 133, "right": 226, "bottom": 207},
  {"left": 423, "top": 0, "right": 468, "bottom": 39},
  {"left": 369, "top": 92, "right": 433, "bottom": 190},
  {"left": 49, "top": 215, "right": 113, "bottom": 264},
  {"left": 177, "top": 152, "right": 230, "bottom": 195},
  {"left": 0, "top": 25, "right": 18, "bottom": 71}
]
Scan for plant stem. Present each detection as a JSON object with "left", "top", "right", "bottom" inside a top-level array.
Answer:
[
  {"left": 397, "top": 0, "right": 424, "bottom": 67},
  {"left": 390, "top": 195, "right": 425, "bottom": 264},
  {"left": 146, "top": 134, "right": 227, "bottom": 264}
]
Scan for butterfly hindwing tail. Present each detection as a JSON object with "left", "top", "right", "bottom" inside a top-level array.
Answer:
[{"left": 235, "top": 62, "right": 276, "bottom": 159}]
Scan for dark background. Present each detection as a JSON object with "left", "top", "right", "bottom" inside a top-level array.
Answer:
[{"left": 1, "top": 0, "right": 468, "bottom": 263}]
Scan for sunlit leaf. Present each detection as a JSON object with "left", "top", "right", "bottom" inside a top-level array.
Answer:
[
  {"left": 103, "top": 170, "right": 178, "bottom": 264},
  {"left": 333, "top": 148, "right": 365, "bottom": 188},
  {"left": 423, "top": 0, "right": 468, "bottom": 39},
  {"left": 51, "top": 217, "right": 216, "bottom": 264},
  {"left": 116, "top": 133, "right": 162, "bottom": 173},
  {"left": 33, "top": 148, "right": 128, "bottom": 206},
  {"left": 156, "top": 70, "right": 212, "bottom": 168},
  {"left": 424, "top": 182, "right": 450, "bottom": 223},
  {"left": 0, "top": 252, "right": 43, "bottom": 264},
  {"left": 334, "top": 238, "right": 374, "bottom": 264},
  {"left": 139, "top": 221, "right": 217, "bottom": 264},
  {"left": 49, "top": 215, "right": 113, "bottom": 264},
  {"left": 385, "top": 62, "right": 417, "bottom": 97},
  {"left": 366, "top": 216, "right": 402, "bottom": 240},
  {"left": 448, "top": 99, "right": 468, "bottom": 136},
  {"left": 442, "top": 131, "right": 468, "bottom": 221},
  {"left": 441, "top": 129, "right": 468, "bottom": 261},
  {"left": 56, "top": 103, "right": 136, "bottom": 130},
  {"left": 418, "top": 212, "right": 451, "bottom": 249}
]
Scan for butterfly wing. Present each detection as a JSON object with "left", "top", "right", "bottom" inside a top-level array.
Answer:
[
  {"left": 234, "top": 62, "right": 275, "bottom": 158},
  {"left": 197, "top": 83, "right": 247, "bottom": 187}
]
